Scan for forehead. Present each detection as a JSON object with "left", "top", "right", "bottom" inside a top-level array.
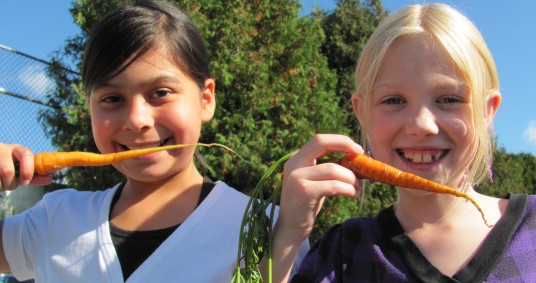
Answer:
[
  {"left": 92, "top": 47, "right": 189, "bottom": 91},
  {"left": 385, "top": 34, "right": 453, "bottom": 69},
  {"left": 375, "top": 34, "right": 466, "bottom": 87}
]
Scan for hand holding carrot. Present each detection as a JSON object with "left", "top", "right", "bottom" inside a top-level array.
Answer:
[
  {"left": 268, "top": 134, "right": 363, "bottom": 282},
  {"left": 0, "top": 143, "right": 52, "bottom": 191},
  {"left": 277, "top": 135, "right": 363, "bottom": 242}
]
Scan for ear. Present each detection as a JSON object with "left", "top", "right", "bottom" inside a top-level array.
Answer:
[
  {"left": 351, "top": 94, "right": 365, "bottom": 126},
  {"left": 201, "top": 78, "right": 216, "bottom": 122},
  {"left": 485, "top": 90, "right": 501, "bottom": 127}
]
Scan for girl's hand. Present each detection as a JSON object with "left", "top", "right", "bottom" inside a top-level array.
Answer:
[
  {"left": 0, "top": 143, "right": 52, "bottom": 191},
  {"left": 263, "top": 134, "right": 364, "bottom": 282},
  {"left": 276, "top": 134, "right": 364, "bottom": 245}
]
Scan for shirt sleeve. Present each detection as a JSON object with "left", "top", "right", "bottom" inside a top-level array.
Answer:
[{"left": 3, "top": 199, "right": 48, "bottom": 281}]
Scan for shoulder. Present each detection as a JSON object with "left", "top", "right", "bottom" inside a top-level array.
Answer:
[
  {"left": 294, "top": 213, "right": 388, "bottom": 281},
  {"left": 212, "top": 181, "right": 250, "bottom": 204},
  {"left": 508, "top": 193, "right": 536, "bottom": 214},
  {"left": 525, "top": 194, "right": 536, "bottom": 208},
  {"left": 42, "top": 186, "right": 116, "bottom": 200},
  {"left": 520, "top": 194, "right": 536, "bottom": 220},
  {"left": 194, "top": 181, "right": 251, "bottom": 220},
  {"left": 12, "top": 184, "right": 120, "bottom": 221},
  {"left": 41, "top": 185, "right": 119, "bottom": 208},
  {"left": 501, "top": 193, "right": 536, "bottom": 239},
  {"left": 311, "top": 211, "right": 387, "bottom": 256}
]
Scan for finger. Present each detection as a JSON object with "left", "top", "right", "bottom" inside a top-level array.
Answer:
[
  {"left": 308, "top": 179, "right": 360, "bottom": 199},
  {"left": 297, "top": 162, "right": 360, "bottom": 191},
  {"left": 12, "top": 148, "right": 52, "bottom": 187},
  {"left": 0, "top": 144, "right": 36, "bottom": 190},
  {"left": 280, "top": 164, "right": 360, "bottom": 216},
  {"left": 287, "top": 134, "right": 363, "bottom": 169},
  {"left": 0, "top": 158, "right": 16, "bottom": 191},
  {"left": 12, "top": 147, "right": 35, "bottom": 186},
  {"left": 29, "top": 175, "right": 53, "bottom": 187}
]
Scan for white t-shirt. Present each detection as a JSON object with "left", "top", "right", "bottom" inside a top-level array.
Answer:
[{"left": 3, "top": 181, "right": 309, "bottom": 282}]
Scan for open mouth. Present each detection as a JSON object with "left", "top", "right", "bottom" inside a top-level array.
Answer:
[
  {"left": 120, "top": 138, "right": 170, "bottom": 151},
  {"left": 396, "top": 148, "right": 448, "bottom": 163}
]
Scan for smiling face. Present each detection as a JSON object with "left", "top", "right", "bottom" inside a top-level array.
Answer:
[
  {"left": 355, "top": 34, "right": 477, "bottom": 188},
  {"left": 88, "top": 47, "right": 215, "bottom": 182}
]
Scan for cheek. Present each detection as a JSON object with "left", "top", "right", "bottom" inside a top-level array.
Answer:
[
  {"left": 448, "top": 116, "right": 474, "bottom": 144},
  {"left": 448, "top": 116, "right": 479, "bottom": 166},
  {"left": 450, "top": 119, "right": 469, "bottom": 137},
  {"left": 89, "top": 110, "right": 115, "bottom": 153},
  {"left": 160, "top": 104, "right": 203, "bottom": 139},
  {"left": 368, "top": 113, "right": 398, "bottom": 143},
  {"left": 364, "top": 112, "right": 400, "bottom": 161}
]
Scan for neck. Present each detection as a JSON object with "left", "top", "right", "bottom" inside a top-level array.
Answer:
[
  {"left": 394, "top": 187, "right": 479, "bottom": 230},
  {"left": 110, "top": 164, "right": 205, "bottom": 230},
  {"left": 123, "top": 163, "right": 204, "bottom": 201}
]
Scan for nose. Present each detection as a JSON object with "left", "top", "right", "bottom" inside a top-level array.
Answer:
[
  {"left": 123, "top": 97, "right": 153, "bottom": 133},
  {"left": 405, "top": 106, "right": 438, "bottom": 138}
]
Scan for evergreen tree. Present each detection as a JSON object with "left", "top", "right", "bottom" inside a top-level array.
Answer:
[{"left": 313, "top": 0, "right": 386, "bottom": 132}]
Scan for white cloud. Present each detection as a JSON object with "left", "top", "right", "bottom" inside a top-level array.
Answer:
[
  {"left": 523, "top": 120, "right": 536, "bottom": 147},
  {"left": 18, "top": 64, "right": 55, "bottom": 97}
]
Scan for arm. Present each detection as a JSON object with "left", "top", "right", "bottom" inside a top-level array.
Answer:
[
  {"left": 0, "top": 143, "right": 52, "bottom": 273},
  {"left": 260, "top": 134, "right": 363, "bottom": 282}
]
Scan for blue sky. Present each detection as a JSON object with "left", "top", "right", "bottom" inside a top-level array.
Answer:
[{"left": 0, "top": 0, "right": 535, "bottom": 156}]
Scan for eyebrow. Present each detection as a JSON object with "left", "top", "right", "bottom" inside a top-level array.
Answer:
[{"left": 93, "top": 74, "right": 183, "bottom": 90}]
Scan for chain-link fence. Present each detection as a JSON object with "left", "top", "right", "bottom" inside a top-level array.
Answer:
[
  {"left": 0, "top": 44, "right": 78, "bottom": 222},
  {"left": 0, "top": 44, "right": 68, "bottom": 153}
]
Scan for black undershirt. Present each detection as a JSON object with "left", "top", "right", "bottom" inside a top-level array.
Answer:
[{"left": 109, "top": 176, "right": 215, "bottom": 280}]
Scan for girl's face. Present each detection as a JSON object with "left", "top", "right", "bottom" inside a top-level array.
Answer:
[
  {"left": 355, "top": 34, "right": 476, "bottom": 189},
  {"left": 88, "top": 47, "right": 215, "bottom": 182}
]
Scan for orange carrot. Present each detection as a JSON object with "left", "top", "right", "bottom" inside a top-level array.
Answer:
[
  {"left": 340, "top": 153, "right": 492, "bottom": 228},
  {"left": 34, "top": 143, "right": 238, "bottom": 175}
]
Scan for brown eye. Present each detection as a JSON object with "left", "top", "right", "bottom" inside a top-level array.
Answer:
[
  {"left": 151, "top": 89, "right": 172, "bottom": 99},
  {"left": 101, "top": 94, "right": 124, "bottom": 103}
]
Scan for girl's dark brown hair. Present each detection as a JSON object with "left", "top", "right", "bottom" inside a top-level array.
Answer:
[{"left": 81, "top": 0, "right": 210, "bottom": 93}]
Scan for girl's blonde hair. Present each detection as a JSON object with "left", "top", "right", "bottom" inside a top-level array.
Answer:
[{"left": 352, "top": 3, "right": 499, "bottom": 188}]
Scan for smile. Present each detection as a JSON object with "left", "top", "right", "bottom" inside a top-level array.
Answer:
[
  {"left": 396, "top": 149, "right": 448, "bottom": 163},
  {"left": 121, "top": 138, "right": 170, "bottom": 150}
]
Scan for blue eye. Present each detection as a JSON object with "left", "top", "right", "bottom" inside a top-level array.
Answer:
[
  {"left": 438, "top": 96, "right": 463, "bottom": 104},
  {"left": 382, "top": 97, "right": 405, "bottom": 105}
]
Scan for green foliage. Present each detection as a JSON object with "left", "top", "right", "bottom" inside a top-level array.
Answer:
[
  {"left": 478, "top": 146, "right": 536, "bottom": 196},
  {"left": 182, "top": 0, "right": 349, "bottom": 194},
  {"left": 312, "top": 0, "right": 386, "bottom": 132}
]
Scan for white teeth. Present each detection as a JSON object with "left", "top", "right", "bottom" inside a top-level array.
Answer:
[
  {"left": 402, "top": 150, "right": 444, "bottom": 163},
  {"left": 127, "top": 142, "right": 162, "bottom": 150},
  {"left": 422, "top": 153, "right": 432, "bottom": 163}
]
